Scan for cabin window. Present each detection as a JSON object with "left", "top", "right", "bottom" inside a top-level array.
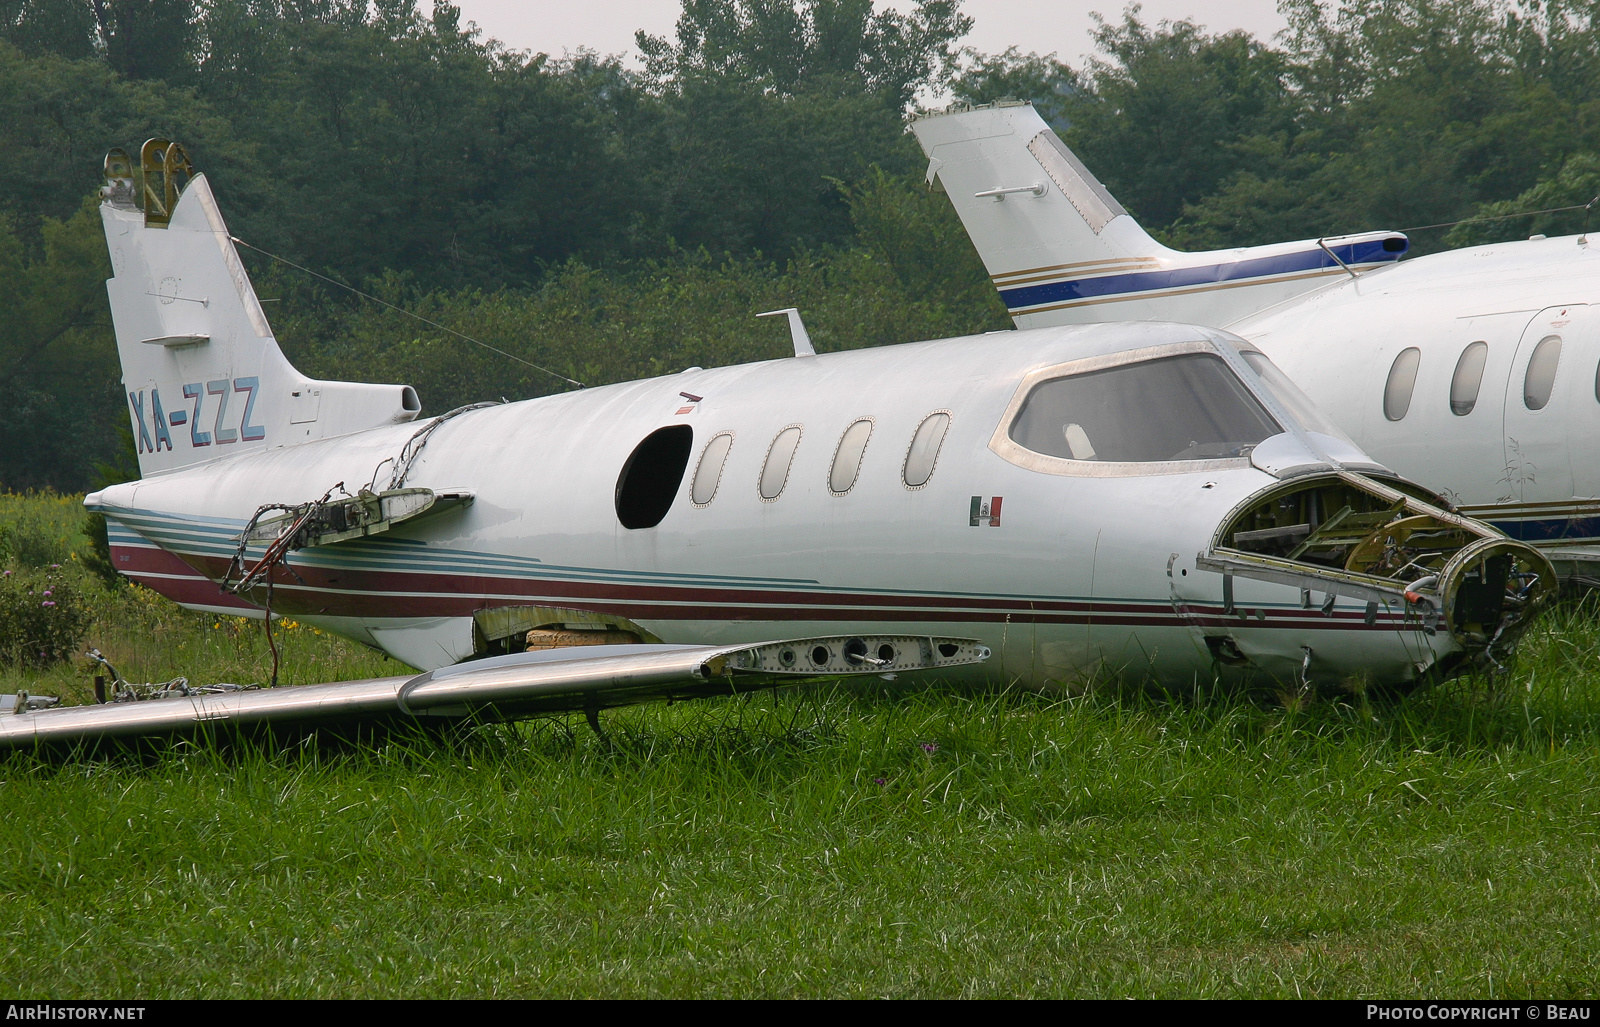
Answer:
[
  {"left": 1383, "top": 347, "right": 1421, "bottom": 421},
  {"left": 691, "top": 432, "right": 734, "bottom": 506},
  {"left": 615, "top": 425, "right": 693, "bottom": 530},
  {"left": 1524, "top": 335, "right": 1562, "bottom": 410},
  {"left": 829, "top": 419, "right": 874, "bottom": 495},
  {"left": 903, "top": 412, "right": 951, "bottom": 488},
  {"left": 1007, "top": 353, "right": 1278, "bottom": 463},
  {"left": 1449, "top": 341, "right": 1488, "bottom": 416},
  {"left": 760, "top": 426, "right": 802, "bottom": 500}
]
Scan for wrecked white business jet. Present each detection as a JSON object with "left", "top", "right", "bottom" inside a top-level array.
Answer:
[{"left": 0, "top": 142, "right": 1556, "bottom": 747}]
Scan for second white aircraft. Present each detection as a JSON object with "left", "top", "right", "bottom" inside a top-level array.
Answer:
[{"left": 913, "top": 101, "right": 1600, "bottom": 582}]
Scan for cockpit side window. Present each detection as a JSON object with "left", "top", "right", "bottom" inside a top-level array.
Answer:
[
  {"left": 1007, "top": 353, "right": 1280, "bottom": 463},
  {"left": 1236, "top": 349, "right": 1358, "bottom": 445}
]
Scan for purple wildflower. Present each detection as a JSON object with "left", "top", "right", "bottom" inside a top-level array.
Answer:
[
  {"left": 873, "top": 778, "right": 887, "bottom": 787},
  {"left": 42, "top": 601, "right": 55, "bottom": 607},
  {"left": 921, "top": 742, "right": 939, "bottom": 754},
  {"left": 41, "top": 590, "right": 51, "bottom": 596}
]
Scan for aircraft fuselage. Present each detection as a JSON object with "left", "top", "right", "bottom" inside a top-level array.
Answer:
[{"left": 94, "top": 324, "right": 1497, "bottom": 688}]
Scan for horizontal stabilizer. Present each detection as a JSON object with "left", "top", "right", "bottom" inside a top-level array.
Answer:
[{"left": 0, "top": 636, "right": 990, "bottom": 748}]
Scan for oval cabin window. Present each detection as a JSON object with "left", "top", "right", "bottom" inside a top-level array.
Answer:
[
  {"left": 691, "top": 432, "right": 733, "bottom": 506},
  {"left": 903, "top": 412, "right": 951, "bottom": 488},
  {"left": 1524, "top": 335, "right": 1562, "bottom": 410},
  {"left": 1449, "top": 341, "right": 1488, "bottom": 416},
  {"left": 614, "top": 425, "right": 694, "bottom": 530},
  {"left": 829, "top": 419, "right": 874, "bottom": 495},
  {"left": 1383, "top": 347, "right": 1421, "bottom": 421},
  {"left": 760, "top": 426, "right": 802, "bottom": 500}
]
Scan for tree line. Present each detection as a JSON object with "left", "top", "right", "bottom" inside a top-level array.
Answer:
[{"left": 1, "top": 0, "right": 1598, "bottom": 491}]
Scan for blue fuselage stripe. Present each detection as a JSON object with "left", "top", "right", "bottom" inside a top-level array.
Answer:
[
  {"left": 1489, "top": 516, "right": 1600, "bottom": 543},
  {"left": 999, "top": 241, "right": 1402, "bottom": 310}
]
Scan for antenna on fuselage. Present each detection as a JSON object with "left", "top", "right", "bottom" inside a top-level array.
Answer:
[{"left": 757, "top": 308, "right": 816, "bottom": 357}]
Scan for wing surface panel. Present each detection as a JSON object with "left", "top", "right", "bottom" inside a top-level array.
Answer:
[{"left": 0, "top": 636, "right": 989, "bottom": 749}]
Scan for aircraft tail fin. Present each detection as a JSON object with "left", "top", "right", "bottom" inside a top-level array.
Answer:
[
  {"left": 100, "top": 141, "right": 421, "bottom": 479},
  {"left": 909, "top": 102, "right": 1409, "bottom": 329}
]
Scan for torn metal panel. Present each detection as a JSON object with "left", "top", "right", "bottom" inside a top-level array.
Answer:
[
  {"left": 1198, "top": 471, "right": 1555, "bottom": 661},
  {"left": 1197, "top": 550, "right": 1418, "bottom": 607},
  {"left": 244, "top": 488, "right": 472, "bottom": 549}
]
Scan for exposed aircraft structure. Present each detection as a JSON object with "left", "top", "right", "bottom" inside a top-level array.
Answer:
[
  {"left": 2, "top": 140, "right": 1559, "bottom": 748},
  {"left": 911, "top": 101, "right": 1600, "bottom": 580}
]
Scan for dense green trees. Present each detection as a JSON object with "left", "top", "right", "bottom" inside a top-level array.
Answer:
[
  {"left": 963, "top": 0, "right": 1600, "bottom": 252},
  {"left": 2, "top": 1, "right": 1599, "bottom": 491}
]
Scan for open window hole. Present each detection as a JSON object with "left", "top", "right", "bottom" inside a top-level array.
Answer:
[{"left": 615, "top": 425, "right": 694, "bottom": 530}]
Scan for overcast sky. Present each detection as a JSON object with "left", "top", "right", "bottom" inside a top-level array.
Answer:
[{"left": 447, "top": 1, "right": 1290, "bottom": 68}]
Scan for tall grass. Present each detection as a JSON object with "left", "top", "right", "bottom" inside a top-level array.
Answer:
[
  {"left": 0, "top": 491, "right": 88, "bottom": 568},
  {"left": 0, "top": 492, "right": 401, "bottom": 700}
]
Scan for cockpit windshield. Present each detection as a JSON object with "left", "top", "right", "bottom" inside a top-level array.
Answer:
[
  {"left": 1008, "top": 353, "right": 1281, "bottom": 463},
  {"left": 1234, "top": 347, "right": 1361, "bottom": 448}
]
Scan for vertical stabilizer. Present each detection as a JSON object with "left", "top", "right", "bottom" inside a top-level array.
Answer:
[
  {"left": 910, "top": 102, "right": 1408, "bottom": 329},
  {"left": 101, "top": 143, "right": 421, "bottom": 478}
]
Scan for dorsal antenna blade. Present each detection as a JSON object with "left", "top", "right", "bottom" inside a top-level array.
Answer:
[{"left": 757, "top": 307, "right": 816, "bottom": 357}]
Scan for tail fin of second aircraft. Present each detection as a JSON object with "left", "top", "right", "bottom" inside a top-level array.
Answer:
[
  {"left": 100, "top": 142, "right": 421, "bottom": 479},
  {"left": 910, "top": 102, "right": 1409, "bottom": 330}
]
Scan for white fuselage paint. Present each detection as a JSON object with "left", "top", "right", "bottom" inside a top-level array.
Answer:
[{"left": 91, "top": 324, "right": 1456, "bottom": 684}]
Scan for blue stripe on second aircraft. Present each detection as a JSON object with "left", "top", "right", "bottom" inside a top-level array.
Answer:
[
  {"left": 999, "top": 239, "right": 1403, "bottom": 310},
  {"left": 1489, "top": 515, "right": 1600, "bottom": 543}
]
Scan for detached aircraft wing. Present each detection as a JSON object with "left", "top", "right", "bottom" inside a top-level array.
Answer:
[{"left": 0, "top": 635, "right": 989, "bottom": 749}]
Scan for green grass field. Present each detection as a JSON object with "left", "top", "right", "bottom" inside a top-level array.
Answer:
[{"left": 0, "top": 494, "right": 1597, "bottom": 997}]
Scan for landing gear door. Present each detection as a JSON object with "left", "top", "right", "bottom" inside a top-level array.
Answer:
[{"left": 1501, "top": 306, "right": 1583, "bottom": 516}]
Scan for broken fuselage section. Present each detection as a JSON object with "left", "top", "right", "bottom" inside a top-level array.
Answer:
[{"left": 1196, "top": 471, "right": 1553, "bottom": 682}]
